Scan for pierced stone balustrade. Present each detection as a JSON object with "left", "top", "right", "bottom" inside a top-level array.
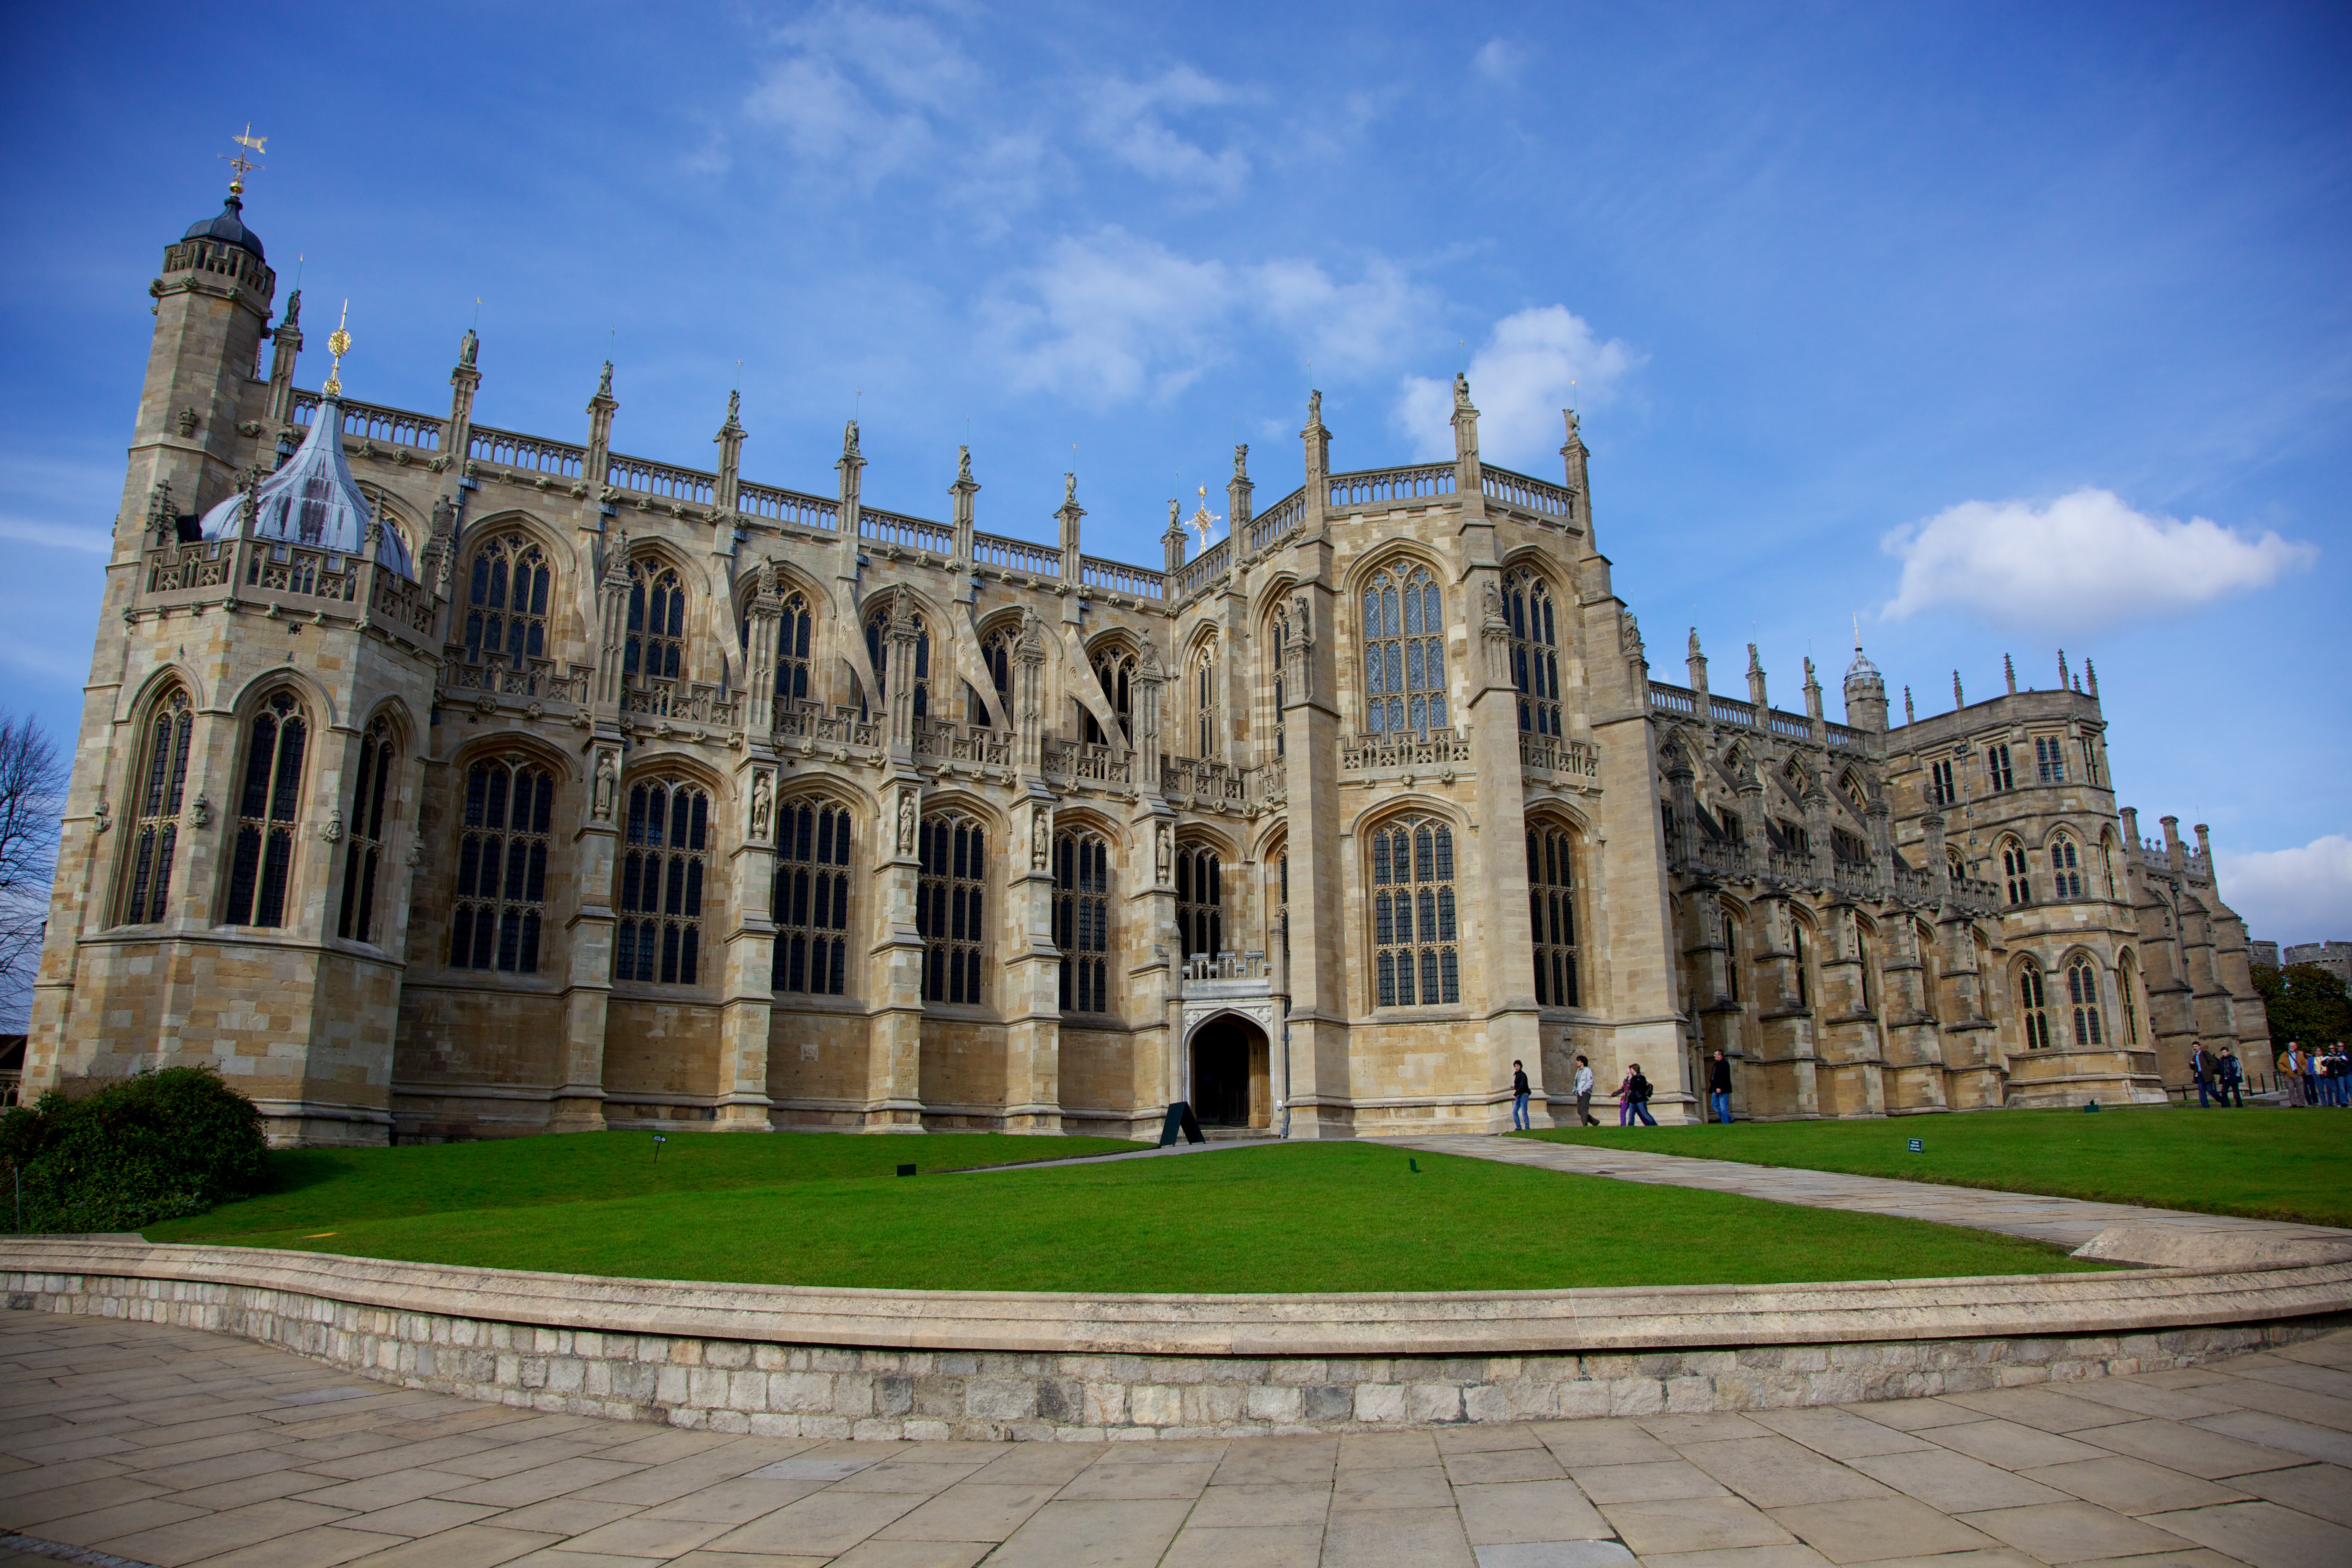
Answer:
[
  {"left": 772, "top": 699, "right": 881, "bottom": 750},
  {"left": 914, "top": 716, "right": 1014, "bottom": 769},
  {"left": 1044, "top": 739, "right": 1132, "bottom": 788},
  {"left": 623, "top": 678, "right": 738, "bottom": 727},
  {"left": 1341, "top": 727, "right": 1473, "bottom": 772}
]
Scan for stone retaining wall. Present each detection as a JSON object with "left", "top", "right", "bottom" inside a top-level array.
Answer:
[{"left": 7, "top": 1255, "right": 2345, "bottom": 1442}]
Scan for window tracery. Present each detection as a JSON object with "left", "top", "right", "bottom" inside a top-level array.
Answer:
[
  {"left": 450, "top": 755, "right": 554, "bottom": 973},
  {"left": 617, "top": 778, "right": 709, "bottom": 985},
  {"left": 2050, "top": 835, "right": 2083, "bottom": 900},
  {"left": 917, "top": 812, "right": 985, "bottom": 1003},
  {"left": 773, "top": 799, "right": 851, "bottom": 996},
  {"left": 1176, "top": 843, "right": 1222, "bottom": 959},
  {"left": 1193, "top": 638, "right": 1218, "bottom": 757},
  {"left": 1504, "top": 569, "right": 1561, "bottom": 736},
  {"left": 336, "top": 716, "right": 397, "bottom": 944},
  {"left": 223, "top": 691, "right": 307, "bottom": 928},
  {"left": 119, "top": 688, "right": 192, "bottom": 926},
  {"left": 2067, "top": 957, "right": 2104, "bottom": 1045},
  {"left": 777, "top": 591, "right": 813, "bottom": 703},
  {"left": 1372, "top": 815, "right": 1460, "bottom": 1007},
  {"left": 464, "top": 533, "right": 551, "bottom": 669},
  {"left": 1528, "top": 823, "right": 1580, "bottom": 1008},
  {"left": 626, "top": 560, "right": 687, "bottom": 682},
  {"left": 2020, "top": 962, "right": 2053, "bottom": 1049},
  {"left": 1362, "top": 564, "right": 1447, "bottom": 735},
  {"left": 1084, "top": 646, "right": 1134, "bottom": 745},
  {"left": 1055, "top": 827, "right": 1112, "bottom": 1015},
  {"left": 972, "top": 623, "right": 1015, "bottom": 726},
  {"left": 866, "top": 604, "right": 931, "bottom": 720},
  {"left": 2001, "top": 839, "right": 2032, "bottom": 905}
]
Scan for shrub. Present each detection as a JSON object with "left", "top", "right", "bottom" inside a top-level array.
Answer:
[{"left": 0, "top": 1067, "right": 267, "bottom": 1233}]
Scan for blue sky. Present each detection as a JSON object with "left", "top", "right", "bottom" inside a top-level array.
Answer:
[{"left": 3, "top": 1, "right": 2347, "bottom": 942}]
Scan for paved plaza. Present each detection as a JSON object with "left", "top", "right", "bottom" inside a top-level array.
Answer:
[{"left": 0, "top": 1310, "right": 2348, "bottom": 1568}]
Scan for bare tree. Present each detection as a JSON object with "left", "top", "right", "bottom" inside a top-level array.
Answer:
[{"left": 0, "top": 713, "right": 67, "bottom": 1031}]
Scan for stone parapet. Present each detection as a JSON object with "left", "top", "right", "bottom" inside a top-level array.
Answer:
[{"left": 3, "top": 1241, "right": 2343, "bottom": 1443}]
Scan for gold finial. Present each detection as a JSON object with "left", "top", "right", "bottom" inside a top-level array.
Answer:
[
  {"left": 1187, "top": 484, "right": 1221, "bottom": 548},
  {"left": 322, "top": 300, "right": 352, "bottom": 397},
  {"left": 219, "top": 125, "right": 267, "bottom": 195}
]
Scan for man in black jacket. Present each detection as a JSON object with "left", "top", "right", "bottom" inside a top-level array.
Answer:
[
  {"left": 1708, "top": 1050, "right": 1733, "bottom": 1124},
  {"left": 1511, "top": 1060, "right": 1532, "bottom": 1131}
]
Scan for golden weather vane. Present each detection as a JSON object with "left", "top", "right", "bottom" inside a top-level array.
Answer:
[
  {"left": 323, "top": 301, "right": 352, "bottom": 397},
  {"left": 1187, "top": 484, "right": 1222, "bottom": 549},
  {"left": 219, "top": 125, "right": 268, "bottom": 193}
]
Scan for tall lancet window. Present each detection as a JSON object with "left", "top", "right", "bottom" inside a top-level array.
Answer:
[
  {"left": 450, "top": 755, "right": 554, "bottom": 974},
  {"left": 1504, "top": 570, "right": 1562, "bottom": 736},
  {"left": 776, "top": 592, "right": 813, "bottom": 703},
  {"left": 617, "top": 778, "right": 709, "bottom": 985},
  {"left": 973, "top": 623, "right": 1015, "bottom": 727},
  {"left": 626, "top": 560, "right": 687, "bottom": 681},
  {"left": 119, "top": 688, "right": 193, "bottom": 926},
  {"left": 223, "top": 691, "right": 307, "bottom": 928},
  {"left": 1527, "top": 823, "right": 1580, "bottom": 1008},
  {"left": 1194, "top": 639, "right": 1218, "bottom": 757},
  {"left": 336, "top": 716, "right": 398, "bottom": 944},
  {"left": 1176, "top": 843, "right": 1222, "bottom": 959},
  {"left": 773, "top": 798, "right": 851, "bottom": 996},
  {"left": 1084, "top": 647, "right": 1134, "bottom": 745},
  {"left": 2068, "top": 957, "right": 2105, "bottom": 1045},
  {"left": 917, "top": 812, "right": 985, "bottom": 1003},
  {"left": 1270, "top": 610, "right": 1287, "bottom": 758},
  {"left": 1373, "top": 815, "right": 1460, "bottom": 1006},
  {"left": 2020, "top": 962, "right": 2053, "bottom": 1050},
  {"left": 1363, "top": 564, "right": 1446, "bottom": 735},
  {"left": 464, "top": 533, "right": 551, "bottom": 669},
  {"left": 1055, "top": 827, "right": 1112, "bottom": 1015}
]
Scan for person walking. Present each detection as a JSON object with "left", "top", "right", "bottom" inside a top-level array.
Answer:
[
  {"left": 2326, "top": 1043, "right": 2350, "bottom": 1107},
  {"left": 1708, "top": 1050, "right": 1734, "bottom": 1124},
  {"left": 1614, "top": 1065, "right": 1636, "bottom": 1126},
  {"left": 2218, "top": 1047, "right": 2245, "bottom": 1108},
  {"left": 2192, "top": 1044, "right": 2214, "bottom": 1108},
  {"left": 1626, "top": 1063, "right": 1658, "bottom": 1127},
  {"left": 1573, "top": 1055, "right": 1598, "bottom": 1127},
  {"left": 2281, "top": 1042, "right": 2308, "bottom": 1107},
  {"left": 2308, "top": 1044, "right": 2327, "bottom": 1109},
  {"left": 1511, "top": 1060, "right": 1532, "bottom": 1132}
]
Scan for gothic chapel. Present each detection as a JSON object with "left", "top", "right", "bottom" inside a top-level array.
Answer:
[{"left": 26, "top": 181, "right": 2271, "bottom": 1144}]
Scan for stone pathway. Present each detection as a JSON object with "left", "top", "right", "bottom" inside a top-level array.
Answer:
[
  {"left": 5, "top": 1311, "right": 2352, "bottom": 1567},
  {"left": 1398, "top": 1135, "right": 2352, "bottom": 1262}
]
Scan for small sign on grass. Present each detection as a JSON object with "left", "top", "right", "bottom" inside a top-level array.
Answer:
[{"left": 1908, "top": 1137, "right": 1924, "bottom": 1153}]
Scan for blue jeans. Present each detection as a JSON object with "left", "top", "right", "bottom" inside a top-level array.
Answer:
[
  {"left": 1711, "top": 1091, "right": 1732, "bottom": 1124},
  {"left": 1629, "top": 1100, "right": 1657, "bottom": 1127},
  {"left": 1512, "top": 1092, "right": 1530, "bottom": 1131},
  {"left": 2197, "top": 1077, "right": 2213, "bottom": 1107}
]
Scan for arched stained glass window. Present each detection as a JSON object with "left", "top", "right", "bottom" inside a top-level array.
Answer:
[
  {"left": 776, "top": 592, "right": 813, "bottom": 703},
  {"left": 464, "top": 533, "right": 551, "bottom": 669},
  {"left": 616, "top": 779, "right": 709, "bottom": 985},
  {"left": 917, "top": 813, "right": 985, "bottom": 1003},
  {"left": 1270, "top": 610, "right": 1288, "bottom": 758},
  {"left": 2068, "top": 957, "right": 2104, "bottom": 1045},
  {"left": 336, "top": 716, "right": 398, "bottom": 944},
  {"left": 773, "top": 799, "right": 851, "bottom": 996},
  {"left": 2020, "top": 962, "right": 2053, "bottom": 1049},
  {"left": 1372, "top": 815, "right": 1460, "bottom": 1007},
  {"left": 2001, "top": 840, "right": 2032, "bottom": 906},
  {"left": 223, "top": 691, "right": 307, "bottom": 928},
  {"left": 450, "top": 756, "right": 554, "bottom": 973},
  {"left": 626, "top": 560, "right": 687, "bottom": 681},
  {"left": 2050, "top": 835, "right": 2083, "bottom": 900},
  {"left": 972, "top": 623, "right": 1015, "bottom": 726},
  {"left": 1194, "top": 639, "right": 1218, "bottom": 757},
  {"left": 1055, "top": 828, "right": 1112, "bottom": 1015},
  {"left": 1176, "top": 844, "right": 1222, "bottom": 960},
  {"left": 2119, "top": 951, "right": 2141, "bottom": 1044},
  {"left": 118, "top": 688, "right": 193, "bottom": 926},
  {"left": 1504, "top": 570, "right": 1562, "bottom": 736},
  {"left": 1528, "top": 824, "right": 1579, "bottom": 1008},
  {"left": 1084, "top": 646, "right": 1134, "bottom": 746},
  {"left": 1362, "top": 565, "right": 1447, "bottom": 735}
]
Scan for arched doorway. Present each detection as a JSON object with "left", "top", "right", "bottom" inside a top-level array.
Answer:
[{"left": 1189, "top": 1014, "right": 1271, "bottom": 1128}]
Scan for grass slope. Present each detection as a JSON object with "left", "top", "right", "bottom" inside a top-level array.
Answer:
[
  {"left": 151, "top": 1135, "right": 2103, "bottom": 1293},
  {"left": 1518, "top": 1105, "right": 2352, "bottom": 1228}
]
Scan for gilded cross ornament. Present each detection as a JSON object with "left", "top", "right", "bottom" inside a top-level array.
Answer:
[
  {"left": 219, "top": 126, "right": 266, "bottom": 193},
  {"left": 322, "top": 301, "right": 353, "bottom": 397}
]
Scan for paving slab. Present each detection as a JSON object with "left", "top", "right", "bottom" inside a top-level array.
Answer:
[{"left": 0, "top": 1312, "right": 2349, "bottom": 1568}]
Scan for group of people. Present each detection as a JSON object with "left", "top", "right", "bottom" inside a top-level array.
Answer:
[
  {"left": 1509, "top": 1051, "right": 1733, "bottom": 1130},
  {"left": 2276, "top": 1042, "right": 2352, "bottom": 1107}
]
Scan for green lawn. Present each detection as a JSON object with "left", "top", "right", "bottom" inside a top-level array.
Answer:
[
  {"left": 148, "top": 1133, "right": 2105, "bottom": 1292},
  {"left": 1517, "top": 1105, "right": 2352, "bottom": 1228}
]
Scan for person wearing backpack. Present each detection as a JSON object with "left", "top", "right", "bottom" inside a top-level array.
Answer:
[
  {"left": 1626, "top": 1063, "right": 1658, "bottom": 1127},
  {"left": 2217, "top": 1047, "right": 2245, "bottom": 1108}
]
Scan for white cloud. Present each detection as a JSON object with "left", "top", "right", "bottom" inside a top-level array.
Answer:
[
  {"left": 1394, "top": 306, "right": 1641, "bottom": 467},
  {"left": 2215, "top": 835, "right": 2352, "bottom": 949},
  {"left": 1083, "top": 67, "right": 1251, "bottom": 194},
  {"left": 983, "top": 230, "right": 1438, "bottom": 403},
  {"left": 1882, "top": 489, "right": 2314, "bottom": 632},
  {"left": 1473, "top": 38, "right": 1523, "bottom": 84},
  {"left": 739, "top": 5, "right": 980, "bottom": 181},
  {"left": 0, "top": 517, "right": 109, "bottom": 554}
]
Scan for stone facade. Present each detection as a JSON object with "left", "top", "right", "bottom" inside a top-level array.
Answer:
[{"left": 26, "top": 186, "right": 2269, "bottom": 1143}]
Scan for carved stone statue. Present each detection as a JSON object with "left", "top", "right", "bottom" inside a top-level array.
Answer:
[
  {"left": 1618, "top": 609, "right": 1644, "bottom": 660},
  {"left": 1155, "top": 824, "right": 1172, "bottom": 885},
  {"left": 750, "top": 771, "right": 772, "bottom": 843},
  {"left": 897, "top": 789, "right": 917, "bottom": 854},
  {"left": 190, "top": 794, "right": 212, "bottom": 829},
  {"left": 321, "top": 807, "right": 344, "bottom": 844},
  {"left": 842, "top": 419, "right": 861, "bottom": 459},
  {"left": 1306, "top": 389, "right": 1322, "bottom": 428},
  {"left": 459, "top": 326, "right": 477, "bottom": 368},
  {"left": 593, "top": 750, "right": 618, "bottom": 821},
  {"left": 596, "top": 360, "right": 614, "bottom": 400},
  {"left": 1233, "top": 443, "right": 1248, "bottom": 477},
  {"left": 1031, "top": 806, "right": 1051, "bottom": 869},
  {"left": 1063, "top": 472, "right": 1078, "bottom": 506}
]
